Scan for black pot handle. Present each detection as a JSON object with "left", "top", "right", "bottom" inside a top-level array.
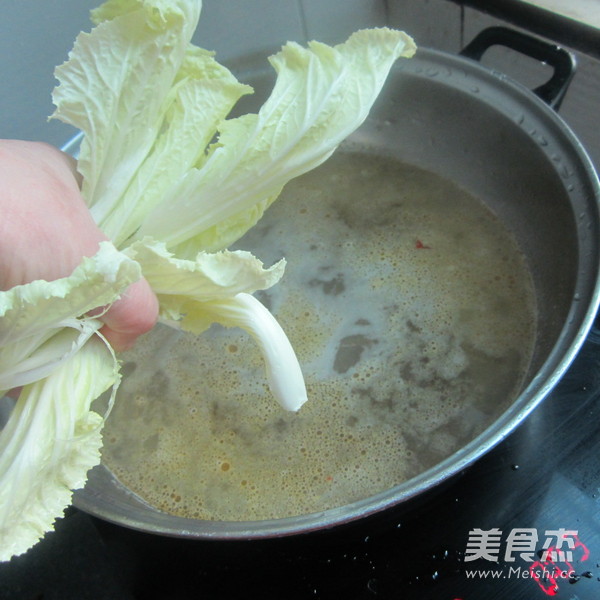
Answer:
[{"left": 460, "top": 26, "right": 576, "bottom": 111}]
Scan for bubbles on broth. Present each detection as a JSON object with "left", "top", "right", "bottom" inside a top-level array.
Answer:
[{"left": 100, "top": 151, "right": 537, "bottom": 520}]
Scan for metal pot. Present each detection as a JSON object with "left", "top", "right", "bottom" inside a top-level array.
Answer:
[{"left": 73, "top": 28, "right": 600, "bottom": 538}]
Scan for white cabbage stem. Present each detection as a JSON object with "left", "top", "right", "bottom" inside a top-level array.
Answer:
[{"left": 209, "top": 292, "right": 308, "bottom": 412}]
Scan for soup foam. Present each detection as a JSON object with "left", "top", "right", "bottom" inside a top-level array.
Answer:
[{"left": 100, "top": 151, "right": 537, "bottom": 520}]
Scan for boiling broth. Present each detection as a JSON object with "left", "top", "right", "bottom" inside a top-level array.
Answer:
[{"left": 100, "top": 151, "right": 537, "bottom": 520}]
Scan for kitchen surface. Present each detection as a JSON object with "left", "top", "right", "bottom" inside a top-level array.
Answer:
[{"left": 2, "top": 1, "right": 600, "bottom": 598}]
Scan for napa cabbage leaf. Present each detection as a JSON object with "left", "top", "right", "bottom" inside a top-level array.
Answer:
[{"left": 0, "top": 0, "right": 415, "bottom": 561}]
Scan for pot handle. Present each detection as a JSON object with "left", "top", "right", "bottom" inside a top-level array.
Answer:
[{"left": 460, "top": 26, "right": 576, "bottom": 111}]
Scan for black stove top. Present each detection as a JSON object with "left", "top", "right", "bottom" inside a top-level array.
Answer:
[{"left": 2, "top": 317, "right": 600, "bottom": 600}]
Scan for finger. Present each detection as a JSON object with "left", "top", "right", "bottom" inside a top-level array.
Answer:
[
  {"left": 99, "top": 278, "right": 159, "bottom": 352},
  {"left": 6, "top": 387, "right": 22, "bottom": 399}
]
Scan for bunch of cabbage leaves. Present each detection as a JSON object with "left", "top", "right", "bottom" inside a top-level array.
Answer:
[{"left": 0, "top": 0, "right": 415, "bottom": 561}]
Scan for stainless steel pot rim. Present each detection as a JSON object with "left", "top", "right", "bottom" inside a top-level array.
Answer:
[{"left": 73, "top": 45, "right": 600, "bottom": 539}]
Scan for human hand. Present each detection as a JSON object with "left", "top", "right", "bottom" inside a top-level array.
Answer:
[{"left": 0, "top": 139, "right": 158, "bottom": 352}]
